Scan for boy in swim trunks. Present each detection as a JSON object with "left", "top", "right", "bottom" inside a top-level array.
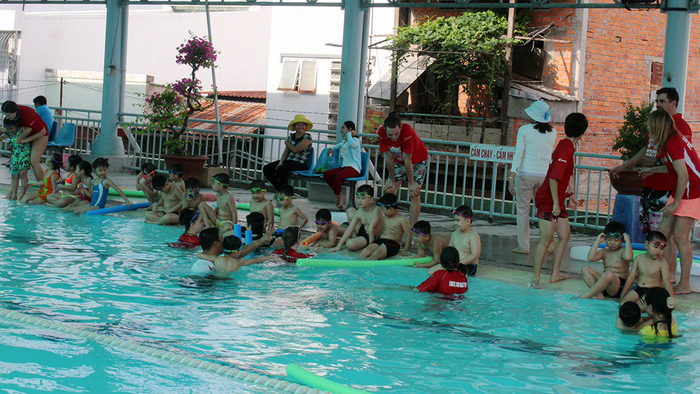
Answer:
[
  {"left": 449, "top": 205, "right": 481, "bottom": 276},
  {"left": 248, "top": 179, "right": 275, "bottom": 231},
  {"left": 182, "top": 178, "right": 206, "bottom": 211},
  {"left": 580, "top": 221, "right": 634, "bottom": 299},
  {"left": 168, "top": 163, "right": 186, "bottom": 193},
  {"left": 331, "top": 184, "right": 383, "bottom": 253},
  {"left": 145, "top": 174, "right": 184, "bottom": 225},
  {"left": 275, "top": 185, "right": 308, "bottom": 231},
  {"left": 360, "top": 193, "right": 411, "bottom": 260},
  {"left": 136, "top": 162, "right": 159, "bottom": 204},
  {"left": 620, "top": 231, "right": 675, "bottom": 304},
  {"left": 311, "top": 208, "right": 346, "bottom": 249},
  {"left": 411, "top": 220, "right": 450, "bottom": 274},
  {"left": 200, "top": 173, "right": 238, "bottom": 235}
]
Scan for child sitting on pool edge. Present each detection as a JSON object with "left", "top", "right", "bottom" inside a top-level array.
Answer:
[
  {"left": 145, "top": 174, "right": 184, "bottom": 225},
  {"left": 200, "top": 173, "right": 238, "bottom": 235},
  {"left": 135, "top": 162, "right": 158, "bottom": 204},
  {"left": 248, "top": 179, "right": 275, "bottom": 231},
  {"left": 619, "top": 231, "right": 675, "bottom": 304},
  {"left": 417, "top": 246, "right": 468, "bottom": 296},
  {"left": 72, "top": 157, "right": 131, "bottom": 213},
  {"left": 360, "top": 193, "right": 411, "bottom": 260},
  {"left": 182, "top": 178, "right": 205, "bottom": 211},
  {"left": 311, "top": 209, "right": 345, "bottom": 249},
  {"left": 580, "top": 221, "right": 634, "bottom": 299},
  {"left": 331, "top": 184, "right": 383, "bottom": 253},
  {"left": 450, "top": 205, "right": 481, "bottom": 276},
  {"left": 411, "top": 220, "right": 450, "bottom": 274}
]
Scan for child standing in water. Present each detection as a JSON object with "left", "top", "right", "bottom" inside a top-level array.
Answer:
[
  {"left": 73, "top": 157, "right": 131, "bottom": 213},
  {"left": 531, "top": 113, "right": 588, "bottom": 288},
  {"left": 417, "top": 246, "right": 468, "bottom": 296},
  {"left": 22, "top": 153, "right": 62, "bottom": 204},
  {"left": 449, "top": 205, "right": 481, "bottom": 276},
  {"left": 638, "top": 287, "right": 678, "bottom": 338},
  {"left": 580, "top": 221, "right": 634, "bottom": 299},
  {"left": 4, "top": 119, "right": 31, "bottom": 201}
]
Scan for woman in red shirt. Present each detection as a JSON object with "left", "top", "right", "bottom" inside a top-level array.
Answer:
[
  {"left": 640, "top": 110, "right": 700, "bottom": 294},
  {"left": 2, "top": 101, "right": 49, "bottom": 182}
]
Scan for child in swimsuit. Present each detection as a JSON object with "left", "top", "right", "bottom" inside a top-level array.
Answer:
[
  {"left": 417, "top": 246, "right": 468, "bottom": 296},
  {"left": 580, "top": 221, "right": 634, "bottom": 299},
  {"left": 639, "top": 287, "right": 678, "bottom": 339},
  {"left": 22, "top": 153, "right": 62, "bottom": 205},
  {"left": 360, "top": 193, "right": 411, "bottom": 260},
  {"left": 620, "top": 231, "right": 675, "bottom": 304},
  {"left": 4, "top": 119, "right": 31, "bottom": 201},
  {"left": 331, "top": 184, "right": 383, "bottom": 253},
  {"left": 449, "top": 205, "right": 481, "bottom": 276},
  {"left": 411, "top": 220, "right": 450, "bottom": 274},
  {"left": 272, "top": 227, "right": 313, "bottom": 263},
  {"left": 192, "top": 228, "right": 273, "bottom": 278},
  {"left": 310, "top": 208, "right": 346, "bottom": 249},
  {"left": 65, "top": 160, "right": 94, "bottom": 212},
  {"left": 168, "top": 208, "right": 206, "bottom": 249},
  {"left": 199, "top": 173, "right": 238, "bottom": 235},
  {"left": 73, "top": 157, "right": 131, "bottom": 213},
  {"left": 47, "top": 154, "right": 82, "bottom": 208},
  {"left": 136, "top": 162, "right": 159, "bottom": 204}
]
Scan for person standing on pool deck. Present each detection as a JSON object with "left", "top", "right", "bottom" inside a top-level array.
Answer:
[
  {"left": 1, "top": 100, "right": 49, "bottom": 182},
  {"left": 377, "top": 112, "right": 428, "bottom": 226},
  {"left": 531, "top": 113, "right": 588, "bottom": 289}
]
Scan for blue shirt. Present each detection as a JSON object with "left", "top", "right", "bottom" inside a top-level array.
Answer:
[
  {"left": 333, "top": 135, "right": 362, "bottom": 173},
  {"left": 35, "top": 105, "right": 54, "bottom": 134}
]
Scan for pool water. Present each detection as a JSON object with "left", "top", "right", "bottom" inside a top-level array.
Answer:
[{"left": 1, "top": 200, "right": 700, "bottom": 393}]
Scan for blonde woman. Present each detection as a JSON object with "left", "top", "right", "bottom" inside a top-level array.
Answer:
[{"left": 639, "top": 110, "right": 700, "bottom": 294}]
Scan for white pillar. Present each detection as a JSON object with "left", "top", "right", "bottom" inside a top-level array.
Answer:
[
  {"left": 661, "top": 0, "right": 692, "bottom": 113},
  {"left": 337, "top": 0, "right": 366, "bottom": 138}
]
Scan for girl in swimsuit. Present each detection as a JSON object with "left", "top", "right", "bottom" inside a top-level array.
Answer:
[
  {"left": 47, "top": 154, "right": 82, "bottom": 208},
  {"left": 21, "top": 153, "right": 62, "bottom": 205},
  {"left": 73, "top": 157, "right": 131, "bottom": 213},
  {"left": 65, "top": 160, "right": 94, "bottom": 212}
]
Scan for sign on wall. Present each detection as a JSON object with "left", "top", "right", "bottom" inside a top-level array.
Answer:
[{"left": 468, "top": 144, "right": 516, "bottom": 163}]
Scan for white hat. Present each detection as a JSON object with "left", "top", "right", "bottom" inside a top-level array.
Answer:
[{"left": 524, "top": 100, "right": 551, "bottom": 123}]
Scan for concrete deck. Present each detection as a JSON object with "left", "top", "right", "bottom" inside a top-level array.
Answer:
[{"left": 2, "top": 156, "right": 700, "bottom": 311}]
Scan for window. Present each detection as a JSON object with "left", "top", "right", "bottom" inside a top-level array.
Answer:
[
  {"left": 651, "top": 62, "right": 663, "bottom": 86},
  {"left": 278, "top": 59, "right": 317, "bottom": 93}
]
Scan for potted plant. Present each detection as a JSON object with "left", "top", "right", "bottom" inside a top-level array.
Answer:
[
  {"left": 141, "top": 35, "right": 218, "bottom": 178},
  {"left": 610, "top": 101, "right": 653, "bottom": 195}
]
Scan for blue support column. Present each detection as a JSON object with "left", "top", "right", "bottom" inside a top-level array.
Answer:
[
  {"left": 356, "top": 7, "right": 370, "bottom": 133},
  {"left": 662, "top": 0, "right": 693, "bottom": 113},
  {"left": 94, "top": 0, "right": 127, "bottom": 158},
  {"left": 337, "top": 0, "right": 366, "bottom": 138}
]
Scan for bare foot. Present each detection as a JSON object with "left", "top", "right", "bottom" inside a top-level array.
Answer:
[
  {"left": 512, "top": 248, "right": 529, "bottom": 255},
  {"left": 547, "top": 243, "right": 555, "bottom": 256},
  {"left": 669, "top": 273, "right": 678, "bottom": 285},
  {"left": 530, "top": 278, "right": 543, "bottom": 289},
  {"left": 673, "top": 285, "right": 692, "bottom": 295},
  {"left": 549, "top": 274, "right": 572, "bottom": 283}
]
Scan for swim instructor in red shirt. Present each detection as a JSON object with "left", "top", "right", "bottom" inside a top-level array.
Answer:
[
  {"left": 2, "top": 100, "right": 49, "bottom": 182},
  {"left": 377, "top": 112, "right": 428, "bottom": 225}
]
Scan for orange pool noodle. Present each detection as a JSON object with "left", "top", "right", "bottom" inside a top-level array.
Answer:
[{"left": 301, "top": 232, "right": 324, "bottom": 247}]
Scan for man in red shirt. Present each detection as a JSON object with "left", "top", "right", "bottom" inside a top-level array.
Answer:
[
  {"left": 531, "top": 113, "right": 588, "bottom": 289},
  {"left": 609, "top": 87, "right": 692, "bottom": 234},
  {"left": 1, "top": 100, "right": 49, "bottom": 182},
  {"left": 377, "top": 112, "right": 428, "bottom": 225}
]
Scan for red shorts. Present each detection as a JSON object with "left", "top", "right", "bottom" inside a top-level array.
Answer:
[{"left": 536, "top": 207, "right": 569, "bottom": 222}]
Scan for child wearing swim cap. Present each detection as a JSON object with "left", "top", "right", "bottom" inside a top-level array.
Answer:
[{"left": 417, "top": 246, "right": 468, "bottom": 296}]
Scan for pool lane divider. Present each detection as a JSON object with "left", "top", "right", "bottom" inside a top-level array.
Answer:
[
  {"left": 0, "top": 307, "right": 330, "bottom": 394},
  {"left": 286, "top": 364, "right": 369, "bottom": 394},
  {"left": 297, "top": 256, "right": 431, "bottom": 268}
]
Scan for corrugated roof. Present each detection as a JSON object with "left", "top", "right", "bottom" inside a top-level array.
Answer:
[
  {"left": 188, "top": 100, "right": 266, "bottom": 135},
  {"left": 203, "top": 91, "right": 267, "bottom": 100}
]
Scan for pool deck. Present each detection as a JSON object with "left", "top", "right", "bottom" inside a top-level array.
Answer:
[{"left": 2, "top": 157, "right": 700, "bottom": 312}]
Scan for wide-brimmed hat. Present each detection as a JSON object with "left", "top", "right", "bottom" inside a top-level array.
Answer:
[
  {"left": 524, "top": 100, "right": 551, "bottom": 123},
  {"left": 288, "top": 114, "right": 313, "bottom": 131}
]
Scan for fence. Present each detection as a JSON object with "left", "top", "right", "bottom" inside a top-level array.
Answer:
[{"left": 2, "top": 107, "right": 622, "bottom": 232}]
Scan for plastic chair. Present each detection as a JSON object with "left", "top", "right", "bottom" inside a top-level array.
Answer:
[
  {"left": 47, "top": 123, "right": 76, "bottom": 153},
  {"left": 290, "top": 146, "right": 317, "bottom": 177},
  {"left": 47, "top": 121, "right": 58, "bottom": 143}
]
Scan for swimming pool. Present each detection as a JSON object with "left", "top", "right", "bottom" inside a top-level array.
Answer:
[{"left": 1, "top": 199, "right": 699, "bottom": 393}]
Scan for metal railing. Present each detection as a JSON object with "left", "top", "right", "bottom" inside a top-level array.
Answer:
[{"left": 5, "top": 107, "right": 624, "bottom": 232}]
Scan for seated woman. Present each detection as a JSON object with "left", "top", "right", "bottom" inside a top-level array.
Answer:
[
  {"left": 262, "top": 114, "right": 313, "bottom": 191},
  {"left": 323, "top": 120, "right": 362, "bottom": 210}
]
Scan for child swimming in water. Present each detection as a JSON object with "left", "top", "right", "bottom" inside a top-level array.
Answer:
[
  {"left": 417, "top": 246, "right": 468, "bottom": 296},
  {"left": 272, "top": 226, "right": 312, "bottom": 263}
]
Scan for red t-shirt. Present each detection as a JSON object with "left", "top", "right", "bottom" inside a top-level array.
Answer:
[
  {"left": 664, "top": 133, "right": 700, "bottom": 199},
  {"left": 535, "top": 139, "right": 575, "bottom": 212},
  {"left": 18, "top": 105, "right": 48, "bottom": 137},
  {"left": 378, "top": 123, "right": 428, "bottom": 165},
  {"left": 179, "top": 233, "right": 200, "bottom": 245},
  {"left": 417, "top": 270, "right": 468, "bottom": 295},
  {"left": 273, "top": 248, "right": 311, "bottom": 263},
  {"left": 642, "top": 113, "right": 693, "bottom": 191}
]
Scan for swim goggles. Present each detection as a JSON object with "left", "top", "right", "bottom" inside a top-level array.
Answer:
[
  {"left": 377, "top": 201, "right": 398, "bottom": 208},
  {"left": 649, "top": 240, "right": 667, "bottom": 250},
  {"left": 411, "top": 227, "right": 428, "bottom": 236},
  {"left": 314, "top": 220, "right": 329, "bottom": 226},
  {"left": 605, "top": 232, "right": 622, "bottom": 240},
  {"left": 355, "top": 192, "right": 370, "bottom": 198},
  {"left": 223, "top": 240, "right": 242, "bottom": 253},
  {"left": 168, "top": 168, "right": 184, "bottom": 175},
  {"left": 188, "top": 210, "right": 200, "bottom": 225},
  {"left": 276, "top": 195, "right": 291, "bottom": 202},
  {"left": 142, "top": 170, "right": 157, "bottom": 178},
  {"left": 186, "top": 191, "right": 200, "bottom": 199},
  {"left": 212, "top": 178, "right": 229, "bottom": 187},
  {"left": 453, "top": 210, "right": 472, "bottom": 220},
  {"left": 250, "top": 188, "right": 266, "bottom": 194}
]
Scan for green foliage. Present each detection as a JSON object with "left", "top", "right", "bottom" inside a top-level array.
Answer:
[
  {"left": 389, "top": 11, "right": 528, "bottom": 113},
  {"left": 612, "top": 102, "right": 654, "bottom": 161}
]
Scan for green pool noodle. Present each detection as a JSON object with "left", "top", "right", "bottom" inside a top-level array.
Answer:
[
  {"left": 286, "top": 364, "right": 369, "bottom": 394},
  {"left": 297, "top": 256, "right": 432, "bottom": 267}
]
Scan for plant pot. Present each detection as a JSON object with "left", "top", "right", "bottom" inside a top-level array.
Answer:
[
  {"left": 162, "top": 154, "right": 208, "bottom": 180},
  {"left": 610, "top": 170, "right": 644, "bottom": 196}
]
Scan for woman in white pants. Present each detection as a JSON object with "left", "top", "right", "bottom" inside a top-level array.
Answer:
[{"left": 508, "top": 100, "right": 557, "bottom": 254}]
